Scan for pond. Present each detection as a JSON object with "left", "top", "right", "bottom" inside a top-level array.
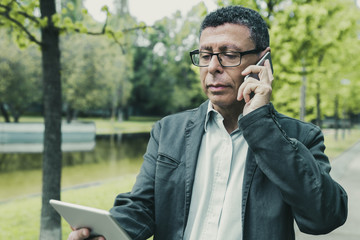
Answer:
[
  {"left": 0, "top": 133, "right": 150, "bottom": 173},
  {"left": 0, "top": 133, "right": 150, "bottom": 201}
]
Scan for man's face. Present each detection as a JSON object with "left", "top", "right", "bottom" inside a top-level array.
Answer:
[{"left": 199, "top": 23, "right": 259, "bottom": 110}]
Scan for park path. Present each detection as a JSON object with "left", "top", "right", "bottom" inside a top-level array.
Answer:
[{"left": 295, "top": 140, "right": 360, "bottom": 240}]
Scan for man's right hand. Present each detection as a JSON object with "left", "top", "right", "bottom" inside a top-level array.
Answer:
[{"left": 67, "top": 228, "right": 105, "bottom": 240}]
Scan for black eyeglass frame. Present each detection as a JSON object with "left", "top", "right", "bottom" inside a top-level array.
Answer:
[{"left": 189, "top": 49, "right": 263, "bottom": 67}]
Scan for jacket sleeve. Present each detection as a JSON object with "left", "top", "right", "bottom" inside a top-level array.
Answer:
[
  {"left": 110, "top": 121, "right": 161, "bottom": 240},
  {"left": 239, "top": 104, "right": 348, "bottom": 234}
]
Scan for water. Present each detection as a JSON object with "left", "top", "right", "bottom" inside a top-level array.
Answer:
[
  {"left": 0, "top": 133, "right": 150, "bottom": 201},
  {"left": 0, "top": 133, "right": 150, "bottom": 173}
]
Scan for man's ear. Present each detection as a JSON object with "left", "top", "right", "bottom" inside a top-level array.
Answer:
[{"left": 259, "top": 47, "right": 271, "bottom": 58}]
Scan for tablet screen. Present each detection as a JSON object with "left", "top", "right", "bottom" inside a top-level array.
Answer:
[{"left": 50, "top": 199, "right": 131, "bottom": 240}]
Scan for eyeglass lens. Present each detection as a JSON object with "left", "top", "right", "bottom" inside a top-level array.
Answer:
[{"left": 193, "top": 52, "right": 241, "bottom": 67}]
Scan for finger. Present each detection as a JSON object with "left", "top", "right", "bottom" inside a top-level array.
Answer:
[
  {"left": 241, "top": 65, "right": 261, "bottom": 77},
  {"left": 68, "top": 228, "right": 90, "bottom": 240},
  {"left": 243, "top": 65, "right": 271, "bottom": 84},
  {"left": 242, "top": 83, "right": 258, "bottom": 103},
  {"left": 91, "top": 236, "right": 106, "bottom": 240},
  {"left": 237, "top": 80, "right": 247, "bottom": 101},
  {"left": 263, "top": 60, "right": 274, "bottom": 83},
  {"left": 237, "top": 85, "right": 244, "bottom": 101},
  {"left": 237, "top": 77, "right": 258, "bottom": 101}
]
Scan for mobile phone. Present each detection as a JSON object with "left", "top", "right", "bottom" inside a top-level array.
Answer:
[{"left": 244, "top": 51, "right": 273, "bottom": 81}]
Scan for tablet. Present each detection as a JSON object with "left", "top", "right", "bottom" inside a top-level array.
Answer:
[{"left": 49, "top": 199, "right": 131, "bottom": 240}]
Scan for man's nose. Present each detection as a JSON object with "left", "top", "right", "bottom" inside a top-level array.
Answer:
[{"left": 207, "top": 55, "right": 223, "bottom": 74}]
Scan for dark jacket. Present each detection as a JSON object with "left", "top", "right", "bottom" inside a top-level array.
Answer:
[{"left": 110, "top": 101, "right": 348, "bottom": 240}]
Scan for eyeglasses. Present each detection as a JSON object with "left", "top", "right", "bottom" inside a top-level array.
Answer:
[{"left": 189, "top": 49, "right": 262, "bottom": 67}]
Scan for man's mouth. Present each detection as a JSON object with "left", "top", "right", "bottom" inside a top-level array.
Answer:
[{"left": 207, "top": 83, "right": 230, "bottom": 92}]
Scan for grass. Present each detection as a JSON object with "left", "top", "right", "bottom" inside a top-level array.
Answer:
[
  {"left": 1, "top": 123, "right": 359, "bottom": 239},
  {"left": 323, "top": 128, "right": 360, "bottom": 160},
  {"left": 0, "top": 156, "right": 142, "bottom": 239},
  {"left": 93, "top": 118, "right": 155, "bottom": 134},
  {"left": 0, "top": 175, "right": 137, "bottom": 240},
  {"left": 0, "top": 157, "right": 143, "bottom": 202}
]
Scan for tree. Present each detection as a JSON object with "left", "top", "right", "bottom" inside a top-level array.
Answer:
[
  {"left": 38, "top": 1, "right": 63, "bottom": 238},
  {"left": 129, "top": 3, "right": 207, "bottom": 116},
  {"left": 0, "top": 29, "right": 42, "bottom": 122},
  {"left": 270, "top": 0, "right": 359, "bottom": 123},
  {"left": 0, "top": 0, "right": 145, "bottom": 238},
  {"left": 59, "top": 0, "right": 136, "bottom": 123},
  {"left": 229, "top": 0, "right": 360, "bottom": 124},
  {"left": 61, "top": 34, "right": 121, "bottom": 121},
  {"left": 104, "top": 0, "right": 136, "bottom": 121}
]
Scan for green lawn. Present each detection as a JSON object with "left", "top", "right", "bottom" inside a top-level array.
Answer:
[
  {"left": 323, "top": 128, "right": 360, "bottom": 160},
  {"left": 0, "top": 157, "right": 143, "bottom": 201},
  {"left": 92, "top": 118, "right": 156, "bottom": 134},
  {"left": 0, "top": 176, "right": 137, "bottom": 240}
]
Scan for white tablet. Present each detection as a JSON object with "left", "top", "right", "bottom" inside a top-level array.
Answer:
[{"left": 49, "top": 199, "right": 131, "bottom": 240}]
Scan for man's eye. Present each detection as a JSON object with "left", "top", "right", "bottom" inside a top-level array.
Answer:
[
  {"left": 223, "top": 53, "right": 239, "bottom": 59},
  {"left": 200, "top": 53, "right": 212, "bottom": 60}
]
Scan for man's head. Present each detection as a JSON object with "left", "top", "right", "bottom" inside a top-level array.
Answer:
[
  {"left": 195, "top": 6, "right": 271, "bottom": 113},
  {"left": 200, "top": 5, "right": 269, "bottom": 52}
]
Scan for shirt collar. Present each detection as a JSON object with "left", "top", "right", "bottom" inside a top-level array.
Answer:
[
  {"left": 204, "top": 101, "right": 218, "bottom": 132},
  {"left": 204, "top": 101, "right": 244, "bottom": 132}
]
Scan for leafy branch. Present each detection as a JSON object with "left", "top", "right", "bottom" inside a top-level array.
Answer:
[
  {"left": 0, "top": 1, "right": 153, "bottom": 53},
  {"left": 0, "top": 1, "right": 42, "bottom": 45}
]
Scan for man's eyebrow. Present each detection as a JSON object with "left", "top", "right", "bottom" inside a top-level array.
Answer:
[
  {"left": 219, "top": 45, "right": 242, "bottom": 52},
  {"left": 200, "top": 45, "right": 242, "bottom": 52},
  {"left": 200, "top": 46, "right": 213, "bottom": 51}
]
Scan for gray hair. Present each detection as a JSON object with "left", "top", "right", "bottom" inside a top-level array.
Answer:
[{"left": 200, "top": 5, "right": 269, "bottom": 51}]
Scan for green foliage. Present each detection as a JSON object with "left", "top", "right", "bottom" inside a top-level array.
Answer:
[
  {"left": 1, "top": 0, "right": 360, "bottom": 122},
  {"left": 0, "top": 0, "right": 41, "bottom": 46},
  {"left": 0, "top": 0, "right": 147, "bottom": 121},
  {"left": 61, "top": 33, "right": 132, "bottom": 117},
  {"left": 128, "top": 3, "right": 207, "bottom": 116},
  {"left": 270, "top": 0, "right": 360, "bottom": 121},
  {"left": 229, "top": 0, "right": 360, "bottom": 122},
  {"left": 0, "top": 29, "right": 42, "bottom": 121}
]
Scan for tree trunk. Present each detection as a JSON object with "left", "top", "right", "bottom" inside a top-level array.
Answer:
[
  {"left": 39, "top": 0, "right": 62, "bottom": 239},
  {"left": 0, "top": 103, "right": 10, "bottom": 122},
  {"left": 300, "top": 58, "right": 306, "bottom": 121},
  {"left": 316, "top": 82, "right": 322, "bottom": 128},
  {"left": 66, "top": 105, "right": 74, "bottom": 123},
  {"left": 334, "top": 95, "right": 339, "bottom": 141}
]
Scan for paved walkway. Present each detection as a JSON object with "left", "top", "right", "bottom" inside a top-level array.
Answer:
[{"left": 295, "top": 140, "right": 360, "bottom": 240}]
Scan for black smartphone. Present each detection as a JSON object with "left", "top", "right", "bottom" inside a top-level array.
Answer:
[{"left": 244, "top": 51, "right": 273, "bottom": 81}]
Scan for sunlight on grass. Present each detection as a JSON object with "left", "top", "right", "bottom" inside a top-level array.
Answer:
[
  {"left": 0, "top": 197, "right": 42, "bottom": 240},
  {"left": 0, "top": 157, "right": 143, "bottom": 202},
  {"left": 0, "top": 176, "right": 137, "bottom": 240},
  {"left": 94, "top": 119, "right": 156, "bottom": 134},
  {"left": 323, "top": 128, "right": 360, "bottom": 160}
]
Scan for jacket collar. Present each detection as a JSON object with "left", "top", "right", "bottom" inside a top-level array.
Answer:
[{"left": 183, "top": 100, "right": 208, "bottom": 223}]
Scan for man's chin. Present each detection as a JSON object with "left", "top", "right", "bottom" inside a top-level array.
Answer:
[{"left": 209, "top": 97, "right": 244, "bottom": 109}]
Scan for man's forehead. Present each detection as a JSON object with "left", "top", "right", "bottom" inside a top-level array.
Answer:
[
  {"left": 199, "top": 24, "right": 254, "bottom": 51},
  {"left": 200, "top": 44, "right": 243, "bottom": 51}
]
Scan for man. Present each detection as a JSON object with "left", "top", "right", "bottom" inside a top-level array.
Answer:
[{"left": 69, "top": 5, "right": 347, "bottom": 240}]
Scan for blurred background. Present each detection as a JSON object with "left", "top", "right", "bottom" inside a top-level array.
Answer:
[{"left": 1, "top": 0, "right": 360, "bottom": 239}]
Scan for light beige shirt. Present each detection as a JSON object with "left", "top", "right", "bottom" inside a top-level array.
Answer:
[{"left": 184, "top": 101, "right": 248, "bottom": 240}]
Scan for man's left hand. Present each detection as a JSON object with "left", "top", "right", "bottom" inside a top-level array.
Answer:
[{"left": 237, "top": 59, "right": 274, "bottom": 116}]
